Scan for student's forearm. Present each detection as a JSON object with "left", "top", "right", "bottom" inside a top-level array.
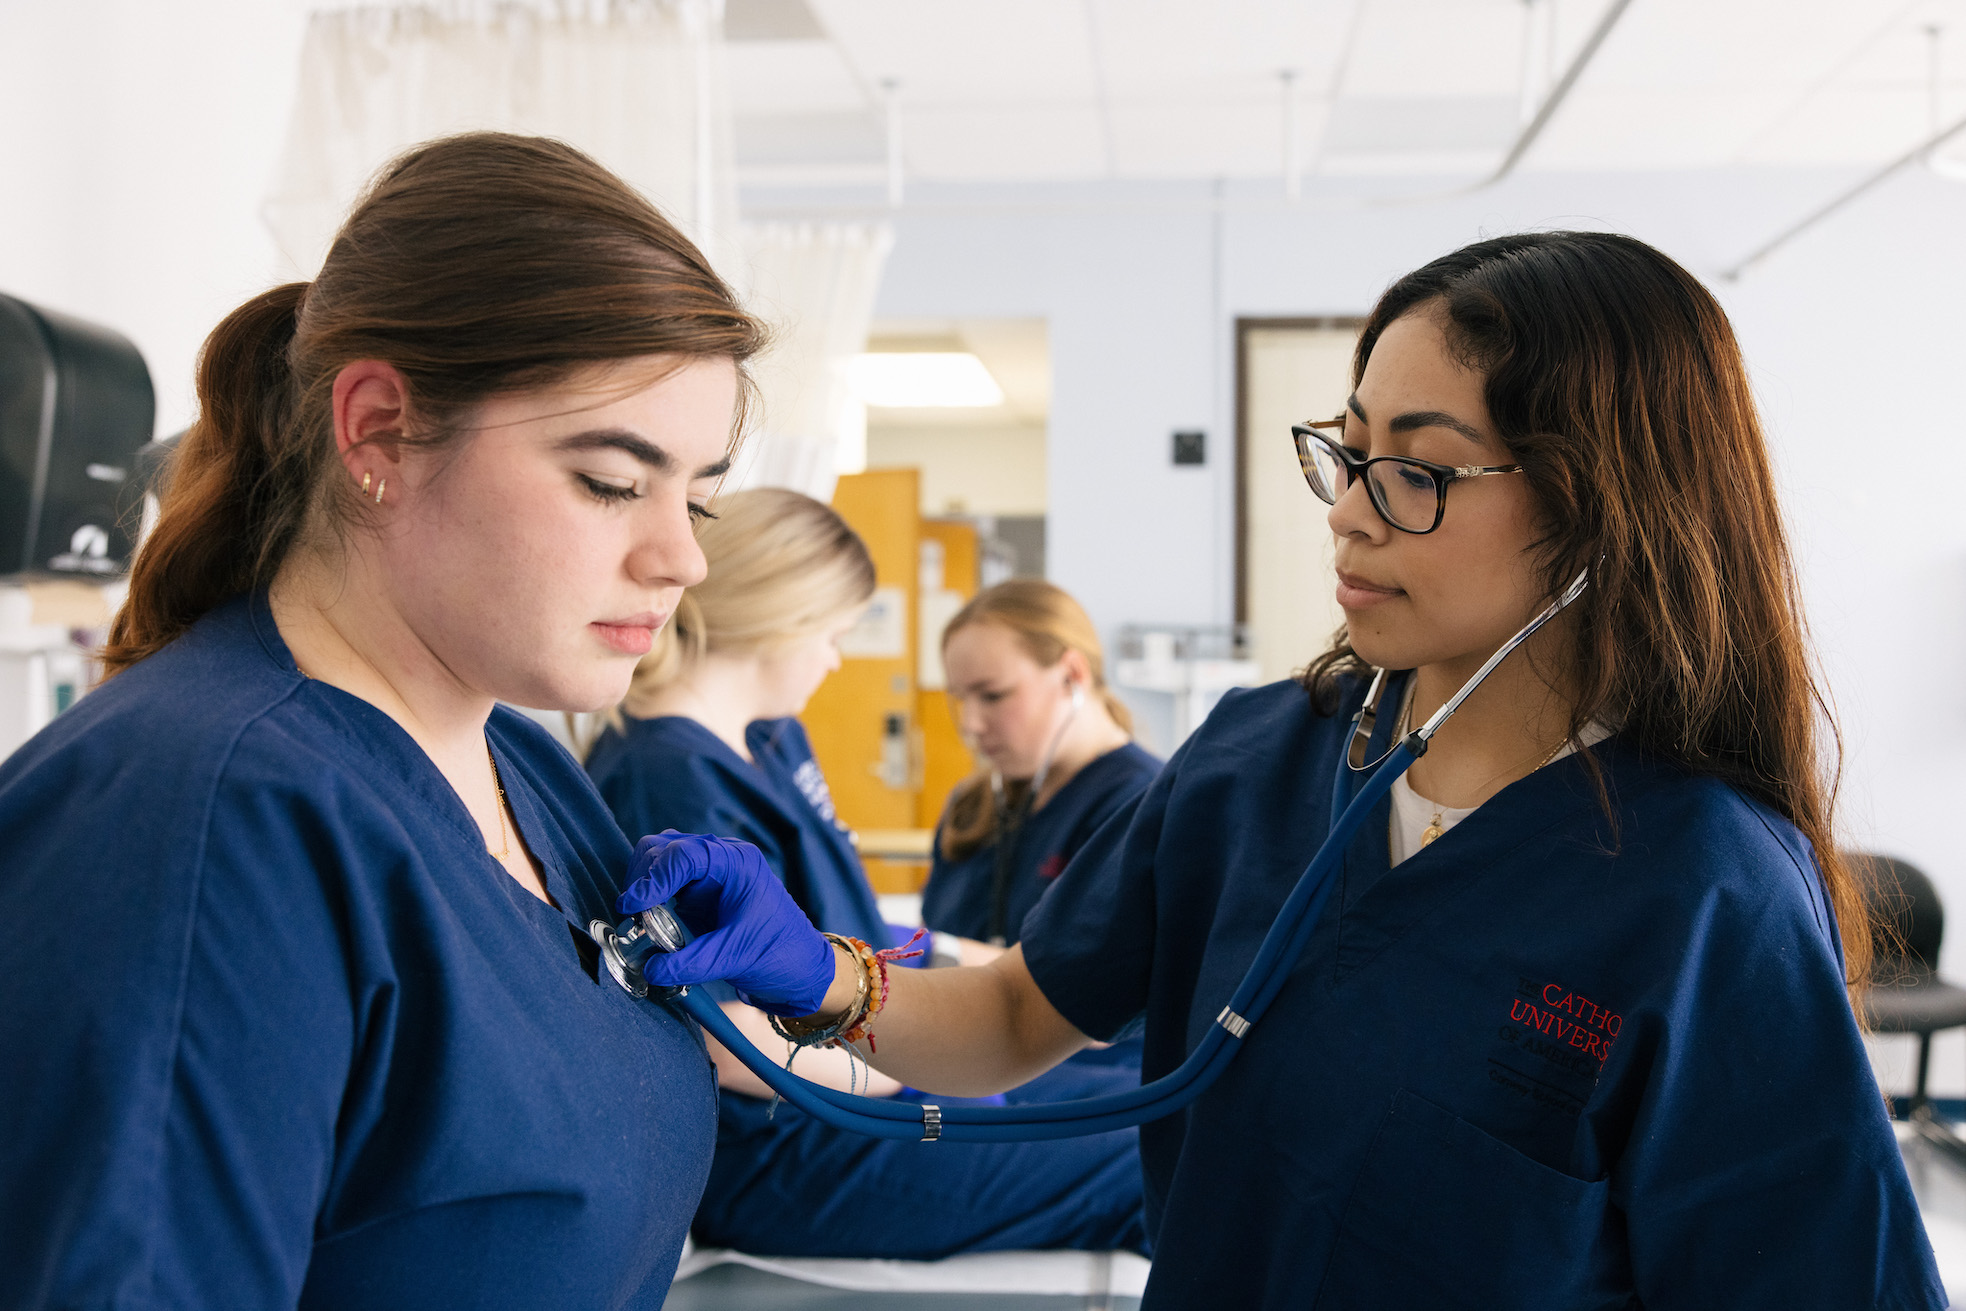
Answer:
[
  {"left": 708, "top": 1000, "right": 901, "bottom": 1100},
  {"left": 808, "top": 944, "right": 1090, "bottom": 1096}
]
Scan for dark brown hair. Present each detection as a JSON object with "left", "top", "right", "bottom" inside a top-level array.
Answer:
[
  {"left": 1300, "top": 231, "right": 1870, "bottom": 993},
  {"left": 938, "top": 579, "right": 1133, "bottom": 862},
  {"left": 104, "top": 132, "right": 765, "bottom": 674}
]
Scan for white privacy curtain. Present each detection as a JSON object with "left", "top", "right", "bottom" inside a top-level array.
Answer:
[
  {"left": 262, "top": 1, "right": 889, "bottom": 499},
  {"left": 728, "top": 221, "right": 894, "bottom": 503},
  {"left": 262, "top": 0, "right": 737, "bottom": 278}
]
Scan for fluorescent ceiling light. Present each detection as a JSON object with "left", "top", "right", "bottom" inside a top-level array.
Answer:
[{"left": 851, "top": 352, "right": 1004, "bottom": 407}]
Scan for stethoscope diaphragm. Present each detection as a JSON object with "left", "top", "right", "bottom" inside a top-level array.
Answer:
[{"left": 588, "top": 904, "right": 690, "bottom": 999}]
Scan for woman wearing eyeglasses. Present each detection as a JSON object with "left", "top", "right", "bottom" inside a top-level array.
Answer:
[{"left": 617, "top": 231, "right": 1943, "bottom": 1310}]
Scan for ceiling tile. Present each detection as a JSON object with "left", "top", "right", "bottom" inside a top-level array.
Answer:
[
  {"left": 730, "top": 0, "right": 1966, "bottom": 181},
  {"left": 1578, "top": 0, "right": 1895, "bottom": 91},
  {"left": 901, "top": 104, "right": 1110, "bottom": 180},
  {"left": 726, "top": 40, "right": 870, "bottom": 115},
  {"left": 808, "top": 0, "right": 1097, "bottom": 103},
  {"left": 1738, "top": 84, "right": 1932, "bottom": 163},
  {"left": 1338, "top": 0, "right": 1534, "bottom": 98},
  {"left": 1085, "top": 0, "right": 1357, "bottom": 98},
  {"left": 1531, "top": 90, "right": 1798, "bottom": 167},
  {"left": 1323, "top": 96, "right": 1519, "bottom": 154},
  {"left": 1109, "top": 96, "right": 1320, "bottom": 177},
  {"left": 725, "top": 0, "right": 827, "bottom": 42},
  {"left": 735, "top": 109, "right": 885, "bottom": 166}
]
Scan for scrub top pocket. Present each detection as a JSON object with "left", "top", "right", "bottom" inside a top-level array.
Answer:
[{"left": 1315, "top": 1088, "right": 1628, "bottom": 1311}]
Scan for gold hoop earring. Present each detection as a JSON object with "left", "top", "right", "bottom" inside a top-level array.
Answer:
[
  {"left": 373, "top": 477, "right": 386, "bottom": 505},
  {"left": 361, "top": 472, "right": 371, "bottom": 497}
]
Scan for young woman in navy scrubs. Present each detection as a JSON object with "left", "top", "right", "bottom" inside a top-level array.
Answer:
[
  {"left": 923, "top": 580, "right": 1160, "bottom": 954},
  {"left": 629, "top": 232, "right": 1946, "bottom": 1309},
  {"left": 586, "top": 490, "right": 1147, "bottom": 1258},
  {"left": 921, "top": 580, "right": 1159, "bottom": 1105},
  {"left": 0, "top": 134, "right": 764, "bottom": 1308}
]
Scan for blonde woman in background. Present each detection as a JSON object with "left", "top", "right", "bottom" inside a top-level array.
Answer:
[
  {"left": 926, "top": 581, "right": 1161, "bottom": 950},
  {"left": 922, "top": 580, "right": 1162, "bottom": 1099},
  {"left": 584, "top": 489, "right": 1147, "bottom": 1260}
]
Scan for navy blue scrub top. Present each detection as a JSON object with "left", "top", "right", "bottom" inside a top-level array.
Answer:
[
  {"left": 586, "top": 713, "right": 952, "bottom": 1141},
  {"left": 586, "top": 715, "right": 890, "bottom": 952},
  {"left": 921, "top": 741, "right": 1160, "bottom": 946},
  {"left": 0, "top": 594, "right": 716, "bottom": 1310},
  {"left": 1021, "top": 676, "right": 1944, "bottom": 1311}
]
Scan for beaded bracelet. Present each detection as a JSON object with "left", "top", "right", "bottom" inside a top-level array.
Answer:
[
  {"left": 768, "top": 933, "right": 873, "bottom": 1049},
  {"left": 839, "top": 928, "right": 927, "bottom": 1054}
]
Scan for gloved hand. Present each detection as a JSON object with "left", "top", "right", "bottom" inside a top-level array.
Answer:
[{"left": 616, "top": 831, "right": 837, "bottom": 1018}]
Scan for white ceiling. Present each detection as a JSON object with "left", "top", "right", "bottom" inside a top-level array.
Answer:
[{"left": 725, "top": 0, "right": 1966, "bottom": 185}]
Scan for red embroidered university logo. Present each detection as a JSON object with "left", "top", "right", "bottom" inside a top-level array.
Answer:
[{"left": 1507, "top": 979, "right": 1622, "bottom": 1071}]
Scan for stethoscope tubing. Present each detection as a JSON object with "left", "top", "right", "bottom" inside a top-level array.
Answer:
[
  {"left": 643, "top": 552, "right": 1591, "bottom": 1141},
  {"left": 673, "top": 739, "right": 1420, "bottom": 1141}
]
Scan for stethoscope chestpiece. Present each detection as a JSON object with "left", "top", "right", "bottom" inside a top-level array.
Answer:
[{"left": 588, "top": 903, "right": 690, "bottom": 1000}]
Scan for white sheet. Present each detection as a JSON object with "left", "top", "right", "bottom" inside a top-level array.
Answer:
[{"left": 674, "top": 1244, "right": 1151, "bottom": 1299}]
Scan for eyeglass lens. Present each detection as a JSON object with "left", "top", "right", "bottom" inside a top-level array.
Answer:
[{"left": 1303, "top": 436, "right": 1438, "bottom": 532}]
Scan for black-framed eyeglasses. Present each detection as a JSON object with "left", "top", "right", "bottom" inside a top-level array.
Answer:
[{"left": 1291, "top": 417, "right": 1523, "bottom": 535}]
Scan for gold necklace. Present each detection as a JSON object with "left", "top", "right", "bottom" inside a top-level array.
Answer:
[
  {"left": 487, "top": 746, "right": 511, "bottom": 860},
  {"left": 1401, "top": 685, "right": 1569, "bottom": 848},
  {"left": 299, "top": 659, "right": 513, "bottom": 860}
]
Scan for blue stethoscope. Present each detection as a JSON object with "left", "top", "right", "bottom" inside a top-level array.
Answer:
[{"left": 591, "top": 569, "right": 1590, "bottom": 1143}]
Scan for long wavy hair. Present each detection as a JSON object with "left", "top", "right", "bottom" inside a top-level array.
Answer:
[
  {"left": 104, "top": 132, "right": 764, "bottom": 674},
  {"left": 1299, "top": 231, "right": 1870, "bottom": 994}
]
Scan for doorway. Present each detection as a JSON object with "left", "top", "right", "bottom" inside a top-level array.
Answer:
[{"left": 1236, "top": 317, "right": 1364, "bottom": 686}]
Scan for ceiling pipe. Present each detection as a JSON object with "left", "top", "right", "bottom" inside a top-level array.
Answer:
[
  {"left": 1359, "top": 0, "right": 1632, "bottom": 207},
  {"left": 1929, "top": 24, "right": 1945, "bottom": 161},
  {"left": 1281, "top": 69, "right": 1302, "bottom": 201},
  {"left": 1924, "top": 25, "right": 1966, "bottom": 180},
  {"left": 1518, "top": 0, "right": 1552, "bottom": 125},
  {"left": 881, "top": 78, "right": 903, "bottom": 208},
  {"left": 1718, "top": 107, "right": 1966, "bottom": 280},
  {"left": 1482, "top": 0, "right": 1632, "bottom": 191}
]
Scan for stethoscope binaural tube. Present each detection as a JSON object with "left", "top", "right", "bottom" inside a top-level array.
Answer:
[
  {"left": 1342, "top": 567, "right": 1590, "bottom": 777},
  {"left": 602, "top": 572, "right": 1591, "bottom": 1142},
  {"left": 985, "top": 681, "right": 1084, "bottom": 946}
]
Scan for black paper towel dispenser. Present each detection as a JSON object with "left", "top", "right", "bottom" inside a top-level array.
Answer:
[{"left": 0, "top": 293, "right": 154, "bottom": 578}]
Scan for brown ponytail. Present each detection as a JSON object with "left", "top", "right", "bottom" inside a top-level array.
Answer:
[
  {"left": 108, "top": 285, "right": 317, "bottom": 670},
  {"left": 936, "top": 579, "right": 1132, "bottom": 862},
  {"left": 103, "top": 132, "right": 764, "bottom": 675}
]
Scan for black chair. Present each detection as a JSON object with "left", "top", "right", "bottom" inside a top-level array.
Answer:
[{"left": 1860, "top": 855, "right": 1966, "bottom": 1155}]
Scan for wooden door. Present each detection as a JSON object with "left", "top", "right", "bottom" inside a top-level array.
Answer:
[
  {"left": 1237, "top": 319, "right": 1363, "bottom": 686},
  {"left": 916, "top": 517, "right": 980, "bottom": 830},
  {"left": 802, "top": 469, "right": 921, "bottom": 838}
]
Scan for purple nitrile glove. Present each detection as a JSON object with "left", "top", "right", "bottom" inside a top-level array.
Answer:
[{"left": 615, "top": 830, "right": 835, "bottom": 1018}]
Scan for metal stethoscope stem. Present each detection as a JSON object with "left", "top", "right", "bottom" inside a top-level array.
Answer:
[{"left": 594, "top": 570, "right": 1590, "bottom": 1142}]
